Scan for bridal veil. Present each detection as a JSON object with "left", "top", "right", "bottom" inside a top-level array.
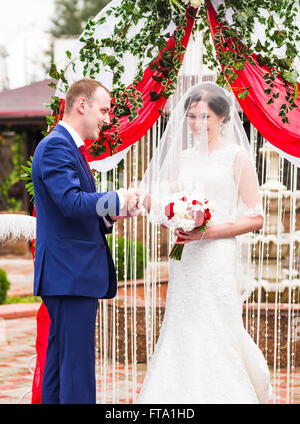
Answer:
[{"left": 139, "top": 82, "right": 263, "bottom": 302}]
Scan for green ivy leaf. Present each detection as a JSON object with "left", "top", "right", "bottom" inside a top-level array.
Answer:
[
  {"left": 286, "top": 43, "right": 298, "bottom": 59},
  {"left": 282, "top": 69, "right": 299, "bottom": 84},
  {"left": 256, "top": 54, "right": 266, "bottom": 67},
  {"left": 234, "top": 60, "right": 245, "bottom": 70},
  {"left": 238, "top": 90, "right": 250, "bottom": 99},
  {"left": 150, "top": 90, "right": 162, "bottom": 101},
  {"left": 152, "top": 75, "right": 164, "bottom": 82}
]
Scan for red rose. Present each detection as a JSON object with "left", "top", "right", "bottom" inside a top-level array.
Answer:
[
  {"left": 165, "top": 202, "right": 175, "bottom": 219},
  {"left": 192, "top": 199, "right": 202, "bottom": 207},
  {"left": 204, "top": 209, "right": 211, "bottom": 220},
  {"left": 181, "top": 196, "right": 187, "bottom": 201}
]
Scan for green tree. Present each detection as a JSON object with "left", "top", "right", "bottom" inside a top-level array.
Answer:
[
  {"left": 80, "top": 0, "right": 110, "bottom": 27},
  {"left": 51, "top": 0, "right": 110, "bottom": 37},
  {"left": 42, "top": 0, "right": 109, "bottom": 74}
]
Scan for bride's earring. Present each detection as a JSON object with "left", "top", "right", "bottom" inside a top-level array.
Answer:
[{"left": 218, "top": 121, "right": 224, "bottom": 134}]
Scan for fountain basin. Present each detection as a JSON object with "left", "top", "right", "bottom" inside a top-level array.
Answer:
[{"left": 98, "top": 279, "right": 300, "bottom": 367}]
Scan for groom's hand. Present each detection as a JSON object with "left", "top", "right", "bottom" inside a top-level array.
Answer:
[
  {"left": 110, "top": 188, "right": 142, "bottom": 220},
  {"left": 136, "top": 189, "right": 151, "bottom": 213}
]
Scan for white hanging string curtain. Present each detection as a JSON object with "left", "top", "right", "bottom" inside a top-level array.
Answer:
[
  {"left": 95, "top": 22, "right": 300, "bottom": 403},
  {"left": 95, "top": 31, "right": 206, "bottom": 403},
  {"left": 246, "top": 130, "right": 300, "bottom": 404}
]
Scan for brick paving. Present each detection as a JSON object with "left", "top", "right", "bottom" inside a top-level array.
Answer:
[
  {"left": 0, "top": 316, "right": 36, "bottom": 404},
  {"left": 0, "top": 255, "right": 300, "bottom": 404}
]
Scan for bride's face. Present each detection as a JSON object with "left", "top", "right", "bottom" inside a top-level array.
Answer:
[{"left": 187, "top": 100, "right": 223, "bottom": 141}]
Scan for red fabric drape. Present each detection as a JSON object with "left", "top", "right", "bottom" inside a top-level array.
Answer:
[
  {"left": 31, "top": 206, "right": 50, "bottom": 404},
  {"left": 207, "top": 2, "right": 300, "bottom": 158},
  {"left": 31, "top": 303, "right": 50, "bottom": 404},
  {"left": 31, "top": 10, "right": 197, "bottom": 404}
]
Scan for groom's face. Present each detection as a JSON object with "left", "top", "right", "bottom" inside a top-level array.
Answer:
[{"left": 82, "top": 87, "right": 111, "bottom": 140}]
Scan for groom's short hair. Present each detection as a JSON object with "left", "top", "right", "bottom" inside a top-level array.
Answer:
[{"left": 65, "top": 78, "right": 111, "bottom": 114}]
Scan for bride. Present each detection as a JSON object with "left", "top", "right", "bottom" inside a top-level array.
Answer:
[{"left": 137, "top": 82, "right": 273, "bottom": 404}]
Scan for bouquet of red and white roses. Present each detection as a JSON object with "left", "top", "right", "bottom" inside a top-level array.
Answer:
[{"left": 164, "top": 192, "right": 213, "bottom": 260}]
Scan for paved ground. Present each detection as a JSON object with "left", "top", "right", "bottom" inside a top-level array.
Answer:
[
  {"left": 0, "top": 315, "right": 147, "bottom": 404},
  {"left": 0, "top": 253, "right": 34, "bottom": 297},
  {"left": 0, "top": 255, "right": 300, "bottom": 404},
  {"left": 0, "top": 316, "right": 36, "bottom": 404},
  {"left": 1, "top": 314, "right": 300, "bottom": 404}
]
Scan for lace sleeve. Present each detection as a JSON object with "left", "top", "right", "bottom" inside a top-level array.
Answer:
[
  {"left": 239, "top": 201, "right": 264, "bottom": 218},
  {"left": 148, "top": 210, "right": 169, "bottom": 226},
  {"left": 233, "top": 149, "right": 263, "bottom": 219}
]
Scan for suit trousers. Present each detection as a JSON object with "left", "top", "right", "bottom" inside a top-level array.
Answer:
[{"left": 41, "top": 295, "right": 98, "bottom": 404}]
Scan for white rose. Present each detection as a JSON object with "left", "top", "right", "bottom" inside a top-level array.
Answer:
[
  {"left": 183, "top": 222, "right": 195, "bottom": 232},
  {"left": 175, "top": 217, "right": 184, "bottom": 227},
  {"left": 173, "top": 200, "right": 188, "bottom": 216},
  {"left": 189, "top": 0, "right": 204, "bottom": 7},
  {"left": 176, "top": 218, "right": 194, "bottom": 232}
]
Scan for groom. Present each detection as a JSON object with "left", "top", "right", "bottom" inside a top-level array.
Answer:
[{"left": 32, "top": 78, "right": 141, "bottom": 404}]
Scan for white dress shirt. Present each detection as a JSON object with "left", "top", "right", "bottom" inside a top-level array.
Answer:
[{"left": 58, "top": 120, "right": 125, "bottom": 225}]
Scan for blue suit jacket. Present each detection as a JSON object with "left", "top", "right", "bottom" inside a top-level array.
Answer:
[{"left": 32, "top": 124, "right": 120, "bottom": 298}]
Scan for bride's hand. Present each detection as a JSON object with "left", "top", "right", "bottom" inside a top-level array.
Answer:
[
  {"left": 136, "top": 189, "right": 151, "bottom": 213},
  {"left": 176, "top": 226, "right": 214, "bottom": 244}
]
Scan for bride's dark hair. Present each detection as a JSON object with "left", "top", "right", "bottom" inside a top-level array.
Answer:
[{"left": 184, "top": 83, "right": 232, "bottom": 123}]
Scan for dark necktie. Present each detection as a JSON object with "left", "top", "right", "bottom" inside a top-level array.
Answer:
[{"left": 79, "top": 145, "right": 91, "bottom": 176}]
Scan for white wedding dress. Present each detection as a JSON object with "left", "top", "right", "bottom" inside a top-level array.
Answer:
[{"left": 137, "top": 144, "right": 273, "bottom": 404}]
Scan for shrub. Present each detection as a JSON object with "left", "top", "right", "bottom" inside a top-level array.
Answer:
[
  {"left": 107, "top": 236, "right": 146, "bottom": 280},
  {"left": 4, "top": 296, "right": 42, "bottom": 304},
  {"left": 0, "top": 268, "right": 10, "bottom": 304}
]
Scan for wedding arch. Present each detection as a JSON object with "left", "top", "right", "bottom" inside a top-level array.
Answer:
[{"left": 2, "top": 0, "right": 300, "bottom": 404}]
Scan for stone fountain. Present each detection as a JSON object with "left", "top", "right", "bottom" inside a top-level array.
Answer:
[{"left": 251, "top": 143, "right": 300, "bottom": 303}]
